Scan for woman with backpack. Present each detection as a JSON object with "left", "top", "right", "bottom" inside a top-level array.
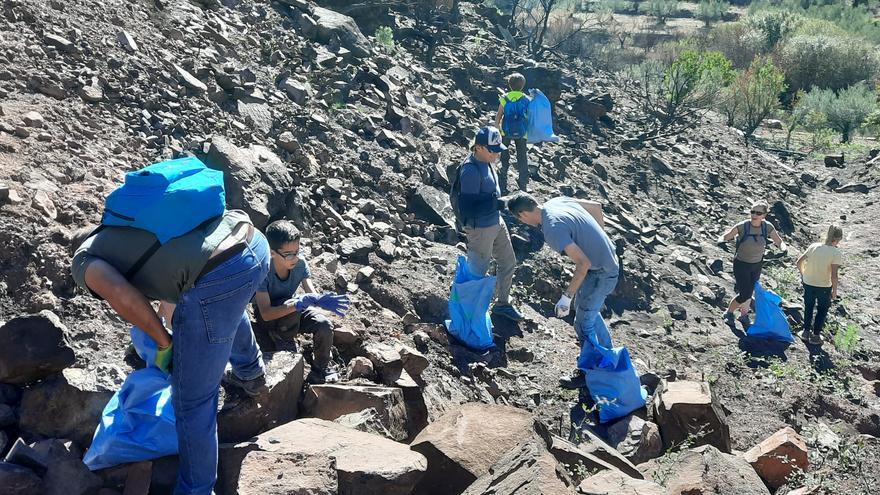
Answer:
[{"left": 717, "top": 201, "right": 788, "bottom": 326}]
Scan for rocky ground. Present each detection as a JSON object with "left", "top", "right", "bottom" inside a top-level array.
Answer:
[{"left": 0, "top": 0, "right": 878, "bottom": 494}]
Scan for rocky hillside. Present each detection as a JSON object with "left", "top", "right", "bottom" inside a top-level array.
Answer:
[{"left": 0, "top": 0, "right": 878, "bottom": 494}]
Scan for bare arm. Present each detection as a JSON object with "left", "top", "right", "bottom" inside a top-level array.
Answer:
[
  {"left": 84, "top": 259, "right": 171, "bottom": 348},
  {"left": 718, "top": 225, "right": 738, "bottom": 243},
  {"left": 796, "top": 253, "right": 807, "bottom": 274},
  {"left": 494, "top": 103, "right": 504, "bottom": 129},
  {"left": 831, "top": 264, "right": 840, "bottom": 298},
  {"left": 576, "top": 200, "right": 604, "bottom": 228},
  {"left": 770, "top": 229, "right": 787, "bottom": 251},
  {"left": 563, "top": 243, "right": 593, "bottom": 298},
  {"left": 301, "top": 278, "right": 317, "bottom": 294},
  {"left": 254, "top": 290, "right": 296, "bottom": 322}
]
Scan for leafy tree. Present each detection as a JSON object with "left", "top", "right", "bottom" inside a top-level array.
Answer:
[
  {"left": 696, "top": 0, "right": 729, "bottom": 28},
  {"left": 744, "top": 11, "right": 802, "bottom": 51},
  {"left": 799, "top": 83, "right": 878, "bottom": 142},
  {"left": 639, "top": 0, "right": 680, "bottom": 25},
  {"left": 722, "top": 56, "right": 786, "bottom": 141},
  {"left": 778, "top": 34, "right": 880, "bottom": 93},
  {"left": 706, "top": 22, "right": 764, "bottom": 69}
]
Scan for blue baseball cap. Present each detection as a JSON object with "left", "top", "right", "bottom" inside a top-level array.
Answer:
[{"left": 473, "top": 126, "right": 507, "bottom": 153}]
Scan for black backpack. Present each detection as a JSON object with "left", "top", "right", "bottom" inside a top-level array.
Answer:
[{"left": 448, "top": 158, "right": 499, "bottom": 230}]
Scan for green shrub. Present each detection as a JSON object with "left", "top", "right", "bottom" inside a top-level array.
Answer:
[
  {"left": 374, "top": 26, "right": 395, "bottom": 52},
  {"left": 799, "top": 83, "right": 878, "bottom": 142},
  {"left": 706, "top": 22, "right": 764, "bottom": 69},
  {"left": 719, "top": 56, "right": 786, "bottom": 140},
  {"left": 779, "top": 34, "right": 879, "bottom": 93},
  {"left": 639, "top": 0, "right": 679, "bottom": 25},
  {"left": 696, "top": 0, "right": 729, "bottom": 28},
  {"left": 744, "top": 10, "right": 802, "bottom": 51}
]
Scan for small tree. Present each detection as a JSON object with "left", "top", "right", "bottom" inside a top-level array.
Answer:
[
  {"left": 723, "top": 56, "right": 786, "bottom": 141},
  {"left": 783, "top": 90, "right": 811, "bottom": 150},
  {"left": 696, "top": 0, "right": 729, "bottom": 28},
  {"left": 800, "top": 84, "right": 878, "bottom": 143},
  {"left": 639, "top": 0, "right": 679, "bottom": 25}
]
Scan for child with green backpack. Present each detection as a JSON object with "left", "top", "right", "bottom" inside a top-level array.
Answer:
[{"left": 494, "top": 72, "right": 531, "bottom": 194}]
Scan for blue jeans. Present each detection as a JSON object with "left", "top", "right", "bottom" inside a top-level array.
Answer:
[
  {"left": 573, "top": 268, "right": 619, "bottom": 351},
  {"left": 171, "top": 232, "right": 269, "bottom": 495}
]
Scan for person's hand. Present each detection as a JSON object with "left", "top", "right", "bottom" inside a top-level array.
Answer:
[
  {"left": 155, "top": 342, "right": 173, "bottom": 374},
  {"left": 287, "top": 293, "right": 320, "bottom": 311},
  {"left": 555, "top": 294, "right": 572, "bottom": 318},
  {"left": 316, "top": 292, "right": 351, "bottom": 316},
  {"left": 779, "top": 242, "right": 789, "bottom": 253},
  {"left": 832, "top": 290, "right": 839, "bottom": 301}
]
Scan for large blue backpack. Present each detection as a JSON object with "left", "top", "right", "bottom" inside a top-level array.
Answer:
[
  {"left": 96, "top": 156, "right": 226, "bottom": 279},
  {"left": 502, "top": 93, "right": 530, "bottom": 139}
]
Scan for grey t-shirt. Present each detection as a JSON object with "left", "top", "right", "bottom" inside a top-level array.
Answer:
[
  {"left": 257, "top": 257, "right": 311, "bottom": 306},
  {"left": 541, "top": 197, "right": 618, "bottom": 274},
  {"left": 71, "top": 210, "right": 251, "bottom": 303},
  {"left": 735, "top": 220, "right": 776, "bottom": 264}
]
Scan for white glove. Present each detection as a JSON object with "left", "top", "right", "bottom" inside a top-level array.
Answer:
[{"left": 555, "top": 294, "right": 572, "bottom": 318}]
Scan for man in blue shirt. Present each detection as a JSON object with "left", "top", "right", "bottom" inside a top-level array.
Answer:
[
  {"left": 507, "top": 193, "right": 619, "bottom": 389},
  {"left": 454, "top": 126, "right": 523, "bottom": 322},
  {"left": 252, "top": 220, "right": 349, "bottom": 384}
]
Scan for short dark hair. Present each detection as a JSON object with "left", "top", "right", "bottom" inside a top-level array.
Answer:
[
  {"left": 265, "top": 220, "right": 301, "bottom": 250},
  {"left": 508, "top": 73, "right": 526, "bottom": 91},
  {"left": 507, "top": 192, "right": 539, "bottom": 217}
]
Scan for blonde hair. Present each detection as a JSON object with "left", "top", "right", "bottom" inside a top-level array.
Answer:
[
  {"left": 825, "top": 224, "right": 843, "bottom": 244},
  {"left": 751, "top": 200, "right": 769, "bottom": 213}
]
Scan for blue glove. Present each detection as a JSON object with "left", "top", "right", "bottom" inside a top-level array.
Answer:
[
  {"left": 291, "top": 293, "right": 321, "bottom": 311},
  {"left": 316, "top": 292, "right": 350, "bottom": 316}
]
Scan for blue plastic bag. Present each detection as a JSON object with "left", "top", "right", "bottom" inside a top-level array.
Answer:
[
  {"left": 527, "top": 88, "right": 560, "bottom": 144},
  {"left": 577, "top": 335, "right": 647, "bottom": 423},
  {"left": 83, "top": 327, "right": 177, "bottom": 470},
  {"left": 748, "top": 282, "right": 794, "bottom": 343},
  {"left": 445, "top": 256, "right": 496, "bottom": 351}
]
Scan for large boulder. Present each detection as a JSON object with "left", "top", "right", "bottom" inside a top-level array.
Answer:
[
  {"left": 578, "top": 470, "right": 664, "bottom": 495},
  {"left": 553, "top": 424, "right": 643, "bottom": 479},
  {"left": 303, "top": 384, "right": 408, "bottom": 441},
  {"left": 218, "top": 418, "right": 427, "bottom": 495},
  {"left": 640, "top": 445, "right": 770, "bottom": 495},
  {"left": 218, "top": 352, "right": 304, "bottom": 443},
  {"left": 0, "top": 311, "right": 75, "bottom": 385},
  {"left": 30, "top": 439, "right": 103, "bottom": 495},
  {"left": 410, "top": 403, "right": 534, "bottom": 495},
  {"left": 461, "top": 438, "right": 575, "bottom": 495},
  {"left": 742, "top": 426, "right": 808, "bottom": 490},
  {"left": 653, "top": 381, "right": 731, "bottom": 453},
  {"left": 409, "top": 185, "right": 455, "bottom": 229},
  {"left": 202, "top": 137, "right": 294, "bottom": 229},
  {"left": 310, "top": 7, "right": 370, "bottom": 58},
  {"left": 19, "top": 368, "right": 115, "bottom": 448}
]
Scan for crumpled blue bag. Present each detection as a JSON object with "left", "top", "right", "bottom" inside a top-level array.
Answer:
[
  {"left": 748, "top": 282, "right": 794, "bottom": 343},
  {"left": 445, "top": 256, "right": 496, "bottom": 351},
  {"left": 83, "top": 327, "right": 177, "bottom": 470},
  {"left": 527, "top": 88, "right": 560, "bottom": 144},
  {"left": 577, "top": 334, "right": 647, "bottom": 423}
]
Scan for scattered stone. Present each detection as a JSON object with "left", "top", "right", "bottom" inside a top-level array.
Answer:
[
  {"left": 823, "top": 154, "right": 844, "bottom": 168},
  {"left": 4, "top": 438, "right": 48, "bottom": 476},
  {"left": 218, "top": 418, "right": 427, "bottom": 495},
  {"left": 770, "top": 201, "right": 795, "bottom": 234},
  {"left": 356, "top": 266, "right": 375, "bottom": 283},
  {"left": 742, "top": 426, "right": 808, "bottom": 490},
  {"left": 310, "top": 7, "right": 370, "bottom": 58},
  {"left": 0, "top": 403, "right": 14, "bottom": 427},
  {"left": 641, "top": 445, "right": 770, "bottom": 495},
  {"left": 461, "top": 438, "right": 574, "bottom": 495},
  {"left": 79, "top": 85, "right": 104, "bottom": 103},
  {"left": 763, "top": 119, "right": 784, "bottom": 130},
  {"left": 347, "top": 356, "right": 375, "bottom": 379},
  {"left": 32, "top": 190, "right": 57, "bottom": 219},
  {"left": 303, "top": 384, "right": 407, "bottom": 441},
  {"left": 835, "top": 183, "right": 869, "bottom": 194},
  {"left": 21, "top": 111, "right": 44, "bottom": 128},
  {"left": 0, "top": 462, "right": 43, "bottom": 495},
  {"left": 44, "top": 34, "right": 75, "bottom": 52},
  {"left": 19, "top": 368, "right": 115, "bottom": 448},
  {"left": 550, "top": 427, "right": 643, "bottom": 479},
  {"left": 649, "top": 154, "right": 675, "bottom": 175},
  {"left": 218, "top": 352, "right": 304, "bottom": 443},
  {"left": 116, "top": 30, "right": 138, "bottom": 52},
  {"left": 279, "top": 78, "right": 313, "bottom": 105},
  {"left": 0, "top": 311, "right": 75, "bottom": 386},
  {"left": 653, "top": 381, "right": 731, "bottom": 453},
  {"left": 578, "top": 470, "right": 665, "bottom": 495},
  {"left": 409, "top": 185, "right": 455, "bottom": 228},
  {"left": 604, "top": 415, "right": 663, "bottom": 465},
  {"left": 338, "top": 235, "right": 373, "bottom": 262},
  {"left": 410, "top": 403, "right": 534, "bottom": 495},
  {"left": 173, "top": 64, "right": 207, "bottom": 93},
  {"left": 333, "top": 325, "right": 361, "bottom": 347},
  {"left": 399, "top": 345, "right": 429, "bottom": 378},
  {"left": 276, "top": 131, "right": 298, "bottom": 152},
  {"left": 14, "top": 126, "right": 30, "bottom": 138}
]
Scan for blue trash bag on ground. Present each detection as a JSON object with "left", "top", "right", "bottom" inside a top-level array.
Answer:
[
  {"left": 748, "top": 282, "right": 794, "bottom": 343},
  {"left": 527, "top": 88, "right": 560, "bottom": 144},
  {"left": 445, "top": 255, "right": 496, "bottom": 351},
  {"left": 83, "top": 327, "right": 177, "bottom": 470},
  {"left": 577, "top": 334, "right": 647, "bottom": 423}
]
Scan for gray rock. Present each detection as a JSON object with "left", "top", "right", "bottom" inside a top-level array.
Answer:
[
  {"left": 303, "top": 384, "right": 407, "bottom": 441},
  {"left": 604, "top": 415, "right": 663, "bottom": 465},
  {"left": 44, "top": 34, "right": 75, "bottom": 52},
  {"left": 338, "top": 235, "right": 374, "bottom": 262},
  {"left": 835, "top": 183, "right": 869, "bottom": 194},
  {"left": 218, "top": 352, "right": 304, "bottom": 443},
  {"left": 116, "top": 30, "right": 138, "bottom": 52},
  {"left": 0, "top": 403, "right": 14, "bottom": 427},
  {"left": 173, "top": 64, "right": 207, "bottom": 93},
  {"left": 653, "top": 380, "right": 731, "bottom": 454},
  {"left": 31, "top": 439, "right": 103, "bottom": 495},
  {"left": 640, "top": 445, "right": 770, "bottom": 495},
  {"left": 347, "top": 356, "right": 375, "bottom": 380},
  {"left": 578, "top": 470, "right": 664, "bottom": 495},
  {"left": 0, "top": 311, "right": 75, "bottom": 386},
  {"left": 4, "top": 438, "right": 48, "bottom": 476},
  {"left": 409, "top": 185, "right": 455, "bottom": 228},
  {"left": 0, "top": 462, "right": 43, "bottom": 495},
  {"left": 310, "top": 7, "right": 370, "bottom": 58},
  {"left": 21, "top": 111, "right": 44, "bottom": 128},
  {"left": 461, "top": 438, "right": 575, "bottom": 495}
]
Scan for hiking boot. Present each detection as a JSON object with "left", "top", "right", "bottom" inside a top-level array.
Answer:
[
  {"left": 722, "top": 311, "right": 735, "bottom": 324},
  {"left": 808, "top": 333, "right": 823, "bottom": 346},
  {"left": 307, "top": 366, "right": 339, "bottom": 385},
  {"left": 492, "top": 304, "right": 524, "bottom": 322},
  {"left": 559, "top": 369, "right": 586, "bottom": 390},
  {"left": 222, "top": 371, "right": 268, "bottom": 398}
]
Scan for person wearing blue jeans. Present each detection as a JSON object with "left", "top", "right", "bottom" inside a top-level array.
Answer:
[
  {"left": 71, "top": 211, "right": 269, "bottom": 494},
  {"left": 507, "top": 193, "right": 619, "bottom": 390}
]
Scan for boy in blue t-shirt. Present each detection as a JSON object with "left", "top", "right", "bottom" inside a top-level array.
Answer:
[
  {"left": 253, "top": 220, "right": 349, "bottom": 384},
  {"left": 494, "top": 72, "right": 531, "bottom": 194}
]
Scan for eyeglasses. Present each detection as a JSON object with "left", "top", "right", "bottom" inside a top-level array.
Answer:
[
  {"left": 274, "top": 249, "right": 299, "bottom": 260},
  {"left": 750, "top": 210, "right": 766, "bottom": 216}
]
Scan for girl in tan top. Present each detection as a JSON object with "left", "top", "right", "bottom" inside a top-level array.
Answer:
[{"left": 796, "top": 225, "right": 843, "bottom": 345}]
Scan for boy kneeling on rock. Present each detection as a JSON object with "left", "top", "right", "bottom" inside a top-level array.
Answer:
[{"left": 252, "top": 220, "right": 350, "bottom": 384}]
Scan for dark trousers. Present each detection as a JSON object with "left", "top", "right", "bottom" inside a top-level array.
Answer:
[
  {"left": 733, "top": 259, "right": 763, "bottom": 304},
  {"left": 803, "top": 284, "right": 832, "bottom": 335},
  {"left": 255, "top": 307, "right": 333, "bottom": 369},
  {"left": 499, "top": 136, "right": 528, "bottom": 193}
]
